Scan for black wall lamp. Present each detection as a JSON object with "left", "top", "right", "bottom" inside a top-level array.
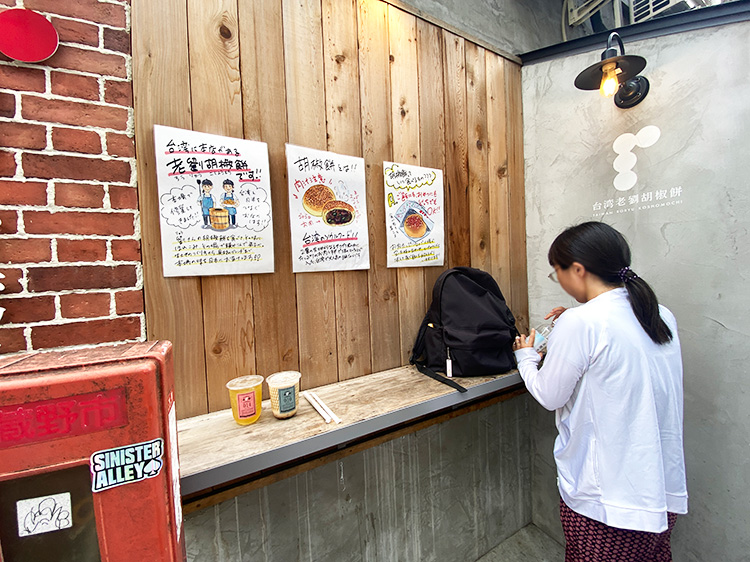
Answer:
[{"left": 574, "top": 32, "right": 649, "bottom": 109}]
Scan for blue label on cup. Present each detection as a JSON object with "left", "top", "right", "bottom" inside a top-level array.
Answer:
[{"left": 277, "top": 386, "right": 296, "bottom": 413}]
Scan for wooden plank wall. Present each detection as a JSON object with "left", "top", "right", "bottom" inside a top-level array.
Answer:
[{"left": 132, "top": 0, "right": 528, "bottom": 420}]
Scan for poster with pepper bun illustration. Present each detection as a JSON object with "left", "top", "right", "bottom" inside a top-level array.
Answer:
[
  {"left": 383, "top": 161, "right": 444, "bottom": 268},
  {"left": 153, "top": 125, "right": 274, "bottom": 277},
  {"left": 285, "top": 144, "right": 370, "bottom": 273}
]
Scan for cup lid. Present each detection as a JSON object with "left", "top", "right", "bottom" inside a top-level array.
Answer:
[
  {"left": 226, "top": 375, "right": 264, "bottom": 390},
  {"left": 266, "top": 370, "right": 301, "bottom": 387}
]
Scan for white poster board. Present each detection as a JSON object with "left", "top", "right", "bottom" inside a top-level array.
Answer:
[
  {"left": 383, "top": 162, "right": 444, "bottom": 267},
  {"left": 286, "top": 144, "right": 369, "bottom": 273},
  {"left": 153, "top": 125, "right": 274, "bottom": 277}
]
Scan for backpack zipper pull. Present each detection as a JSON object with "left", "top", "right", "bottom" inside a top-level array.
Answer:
[{"left": 446, "top": 347, "right": 453, "bottom": 378}]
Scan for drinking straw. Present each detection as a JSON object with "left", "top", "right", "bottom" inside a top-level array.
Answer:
[
  {"left": 302, "top": 391, "right": 331, "bottom": 424},
  {"left": 309, "top": 391, "right": 341, "bottom": 424}
]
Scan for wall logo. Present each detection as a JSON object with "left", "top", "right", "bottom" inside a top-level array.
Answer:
[
  {"left": 90, "top": 438, "right": 164, "bottom": 492},
  {"left": 612, "top": 125, "right": 661, "bottom": 191}
]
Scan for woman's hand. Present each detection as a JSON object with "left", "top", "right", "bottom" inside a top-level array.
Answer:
[
  {"left": 544, "top": 307, "right": 567, "bottom": 323},
  {"left": 513, "top": 329, "right": 536, "bottom": 351}
]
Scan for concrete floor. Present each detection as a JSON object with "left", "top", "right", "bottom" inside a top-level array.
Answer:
[{"left": 478, "top": 524, "right": 564, "bottom": 562}]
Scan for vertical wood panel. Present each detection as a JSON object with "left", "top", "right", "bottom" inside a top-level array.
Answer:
[
  {"left": 357, "top": 0, "right": 400, "bottom": 372},
  {"left": 442, "top": 31, "right": 470, "bottom": 269},
  {"left": 388, "top": 7, "right": 424, "bottom": 364},
  {"left": 132, "top": 0, "right": 208, "bottom": 418},
  {"left": 416, "top": 19, "right": 446, "bottom": 305},
  {"left": 187, "top": 0, "right": 256, "bottom": 412},
  {"left": 505, "top": 62, "right": 529, "bottom": 333},
  {"left": 283, "top": 0, "right": 339, "bottom": 389},
  {"left": 324, "top": 0, "right": 363, "bottom": 156},
  {"left": 388, "top": 8, "right": 419, "bottom": 169},
  {"left": 323, "top": 0, "right": 372, "bottom": 381},
  {"left": 465, "top": 43, "right": 491, "bottom": 273},
  {"left": 239, "top": 0, "right": 300, "bottom": 388},
  {"left": 186, "top": 0, "right": 243, "bottom": 135},
  {"left": 485, "top": 53, "right": 512, "bottom": 296}
]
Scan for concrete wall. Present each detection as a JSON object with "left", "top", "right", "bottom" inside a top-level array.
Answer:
[
  {"left": 522, "top": 20, "right": 750, "bottom": 560},
  {"left": 184, "top": 395, "right": 531, "bottom": 562},
  {"left": 396, "top": 0, "right": 577, "bottom": 55}
]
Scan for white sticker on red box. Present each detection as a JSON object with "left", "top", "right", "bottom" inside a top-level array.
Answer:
[
  {"left": 90, "top": 438, "right": 164, "bottom": 492},
  {"left": 16, "top": 492, "right": 73, "bottom": 537}
]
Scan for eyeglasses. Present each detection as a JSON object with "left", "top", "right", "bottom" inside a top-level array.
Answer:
[{"left": 548, "top": 270, "right": 559, "bottom": 283}]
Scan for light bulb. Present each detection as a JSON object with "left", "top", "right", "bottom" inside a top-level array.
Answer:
[{"left": 600, "top": 62, "right": 619, "bottom": 98}]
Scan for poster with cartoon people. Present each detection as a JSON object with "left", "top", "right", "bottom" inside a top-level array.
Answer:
[
  {"left": 285, "top": 144, "right": 369, "bottom": 273},
  {"left": 153, "top": 125, "right": 274, "bottom": 277},
  {"left": 383, "top": 161, "right": 444, "bottom": 267}
]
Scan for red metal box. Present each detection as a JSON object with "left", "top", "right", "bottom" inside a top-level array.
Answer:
[{"left": 0, "top": 341, "right": 184, "bottom": 561}]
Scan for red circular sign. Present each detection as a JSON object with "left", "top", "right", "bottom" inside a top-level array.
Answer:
[{"left": 0, "top": 9, "right": 59, "bottom": 63}]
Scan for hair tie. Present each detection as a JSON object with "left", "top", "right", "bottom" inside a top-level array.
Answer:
[{"left": 619, "top": 266, "right": 637, "bottom": 283}]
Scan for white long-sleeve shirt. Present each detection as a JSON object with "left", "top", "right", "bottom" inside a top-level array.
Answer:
[{"left": 515, "top": 288, "right": 688, "bottom": 533}]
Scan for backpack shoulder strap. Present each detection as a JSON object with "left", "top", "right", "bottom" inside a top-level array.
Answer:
[
  {"left": 431, "top": 268, "right": 461, "bottom": 321},
  {"left": 431, "top": 268, "right": 456, "bottom": 300},
  {"left": 413, "top": 362, "right": 468, "bottom": 393}
]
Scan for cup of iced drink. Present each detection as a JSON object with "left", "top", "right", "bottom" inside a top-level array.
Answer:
[
  {"left": 266, "top": 371, "right": 302, "bottom": 419},
  {"left": 226, "top": 375, "right": 264, "bottom": 425},
  {"left": 533, "top": 324, "right": 554, "bottom": 354}
]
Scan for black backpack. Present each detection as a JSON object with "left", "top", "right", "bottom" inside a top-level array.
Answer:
[{"left": 410, "top": 267, "right": 519, "bottom": 392}]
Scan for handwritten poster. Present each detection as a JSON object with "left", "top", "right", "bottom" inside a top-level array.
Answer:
[
  {"left": 153, "top": 125, "right": 274, "bottom": 277},
  {"left": 383, "top": 161, "right": 444, "bottom": 267},
  {"left": 286, "top": 144, "right": 369, "bottom": 273}
]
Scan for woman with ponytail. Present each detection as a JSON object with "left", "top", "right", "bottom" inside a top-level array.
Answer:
[{"left": 513, "top": 221, "right": 687, "bottom": 562}]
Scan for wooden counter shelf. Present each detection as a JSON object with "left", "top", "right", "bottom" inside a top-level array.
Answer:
[{"left": 178, "top": 365, "right": 523, "bottom": 514}]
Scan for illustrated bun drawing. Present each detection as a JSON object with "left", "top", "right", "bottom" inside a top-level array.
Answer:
[
  {"left": 321, "top": 200, "right": 355, "bottom": 226},
  {"left": 302, "top": 184, "right": 336, "bottom": 217},
  {"left": 404, "top": 212, "right": 427, "bottom": 239}
]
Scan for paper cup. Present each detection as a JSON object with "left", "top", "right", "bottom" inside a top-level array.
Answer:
[
  {"left": 266, "top": 371, "right": 302, "bottom": 419},
  {"left": 226, "top": 375, "right": 264, "bottom": 425}
]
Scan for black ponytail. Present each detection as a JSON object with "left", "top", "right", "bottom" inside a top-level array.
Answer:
[
  {"left": 548, "top": 221, "right": 672, "bottom": 345},
  {"left": 622, "top": 273, "right": 673, "bottom": 344}
]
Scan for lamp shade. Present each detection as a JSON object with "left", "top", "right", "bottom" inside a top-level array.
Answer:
[{"left": 574, "top": 54, "right": 647, "bottom": 91}]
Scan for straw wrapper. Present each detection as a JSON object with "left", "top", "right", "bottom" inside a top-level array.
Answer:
[
  {"left": 309, "top": 391, "right": 341, "bottom": 424},
  {"left": 302, "top": 391, "right": 331, "bottom": 424}
]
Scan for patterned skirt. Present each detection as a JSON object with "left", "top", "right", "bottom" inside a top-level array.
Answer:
[{"left": 560, "top": 499, "right": 678, "bottom": 562}]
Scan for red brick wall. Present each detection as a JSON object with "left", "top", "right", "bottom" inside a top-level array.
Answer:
[{"left": 0, "top": 0, "right": 142, "bottom": 354}]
